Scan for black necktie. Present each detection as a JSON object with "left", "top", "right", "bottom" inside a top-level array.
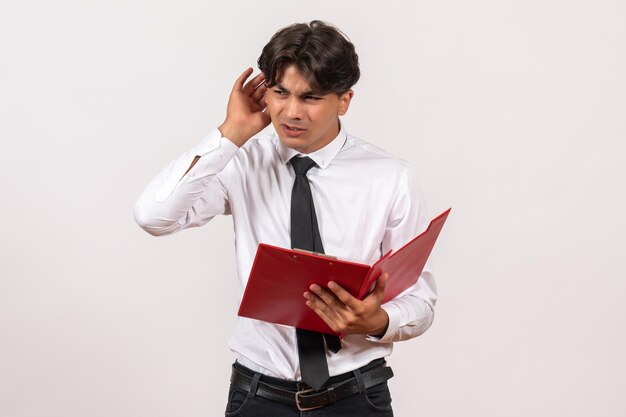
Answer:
[{"left": 290, "top": 156, "right": 341, "bottom": 389}]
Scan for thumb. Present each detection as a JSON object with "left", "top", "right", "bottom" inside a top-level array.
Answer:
[{"left": 372, "top": 272, "right": 388, "bottom": 300}]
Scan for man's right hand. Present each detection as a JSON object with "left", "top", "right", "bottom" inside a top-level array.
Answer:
[{"left": 218, "top": 67, "right": 271, "bottom": 147}]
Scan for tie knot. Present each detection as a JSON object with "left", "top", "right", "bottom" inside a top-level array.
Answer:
[{"left": 290, "top": 156, "right": 317, "bottom": 176}]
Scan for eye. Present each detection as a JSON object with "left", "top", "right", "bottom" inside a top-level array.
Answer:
[
  {"left": 273, "top": 89, "right": 287, "bottom": 96},
  {"left": 304, "top": 96, "right": 321, "bottom": 101}
]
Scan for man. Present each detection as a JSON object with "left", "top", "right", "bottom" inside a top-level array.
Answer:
[{"left": 134, "top": 20, "right": 436, "bottom": 416}]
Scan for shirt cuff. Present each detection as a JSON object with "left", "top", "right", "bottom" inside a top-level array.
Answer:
[
  {"left": 365, "top": 304, "right": 401, "bottom": 343},
  {"left": 190, "top": 127, "right": 240, "bottom": 157}
]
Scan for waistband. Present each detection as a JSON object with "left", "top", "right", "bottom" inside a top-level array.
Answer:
[
  {"left": 230, "top": 358, "right": 393, "bottom": 411},
  {"left": 233, "top": 358, "right": 387, "bottom": 390}
]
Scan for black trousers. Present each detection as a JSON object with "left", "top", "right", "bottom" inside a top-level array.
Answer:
[{"left": 225, "top": 359, "right": 394, "bottom": 416}]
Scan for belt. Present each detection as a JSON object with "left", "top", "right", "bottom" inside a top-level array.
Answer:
[{"left": 230, "top": 360, "right": 394, "bottom": 411}]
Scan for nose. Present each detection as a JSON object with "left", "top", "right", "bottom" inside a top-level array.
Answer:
[{"left": 285, "top": 97, "right": 303, "bottom": 120}]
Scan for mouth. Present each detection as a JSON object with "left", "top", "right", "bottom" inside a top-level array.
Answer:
[{"left": 281, "top": 123, "right": 306, "bottom": 138}]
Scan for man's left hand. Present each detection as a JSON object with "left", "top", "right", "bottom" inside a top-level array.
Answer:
[{"left": 304, "top": 273, "right": 390, "bottom": 337}]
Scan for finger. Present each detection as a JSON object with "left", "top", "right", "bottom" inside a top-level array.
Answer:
[
  {"left": 309, "top": 284, "right": 356, "bottom": 324},
  {"left": 327, "top": 281, "right": 361, "bottom": 310},
  {"left": 306, "top": 299, "right": 341, "bottom": 332},
  {"left": 232, "top": 67, "right": 254, "bottom": 92},
  {"left": 309, "top": 284, "right": 346, "bottom": 312},
  {"left": 257, "top": 91, "right": 268, "bottom": 110},
  {"left": 242, "top": 71, "right": 266, "bottom": 95},
  {"left": 304, "top": 291, "right": 343, "bottom": 324},
  {"left": 251, "top": 83, "right": 267, "bottom": 102},
  {"left": 259, "top": 109, "right": 271, "bottom": 126},
  {"left": 369, "top": 273, "right": 389, "bottom": 301}
]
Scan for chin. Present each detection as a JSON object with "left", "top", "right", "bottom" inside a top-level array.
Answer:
[{"left": 279, "top": 136, "right": 308, "bottom": 151}]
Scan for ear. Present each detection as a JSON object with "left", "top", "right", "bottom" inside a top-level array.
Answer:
[{"left": 337, "top": 89, "right": 354, "bottom": 116}]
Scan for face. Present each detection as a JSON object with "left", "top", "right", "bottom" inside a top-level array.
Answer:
[{"left": 265, "top": 65, "right": 354, "bottom": 154}]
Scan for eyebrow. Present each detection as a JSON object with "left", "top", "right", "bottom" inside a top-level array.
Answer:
[{"left": 274, "top": 83, "right": 320, "bottom": 97}]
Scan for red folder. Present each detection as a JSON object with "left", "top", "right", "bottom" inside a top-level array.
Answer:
[{"left": 237, "top": 208, "right": 451, "bottom": 335}]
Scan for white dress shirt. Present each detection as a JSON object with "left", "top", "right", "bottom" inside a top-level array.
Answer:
[{"left": 134, "top": 122, "right": 437, "bottom": 379}]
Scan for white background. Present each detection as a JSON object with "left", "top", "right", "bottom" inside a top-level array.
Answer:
[{"left": 1, "top": 1, "right": 625, "bottom": 416}]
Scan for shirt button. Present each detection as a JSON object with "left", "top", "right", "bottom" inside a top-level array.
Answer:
[{"left": 188, "top": 171, "right": 195, "bottom": 177}]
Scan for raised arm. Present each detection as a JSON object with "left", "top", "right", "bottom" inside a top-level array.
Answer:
[{"left": 133, "top": 68, "right": 270, "bottom": 236}]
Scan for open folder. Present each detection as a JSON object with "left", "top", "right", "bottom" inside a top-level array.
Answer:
[{"left": 237, "top": 208, "right": 451, "bottom": 335}]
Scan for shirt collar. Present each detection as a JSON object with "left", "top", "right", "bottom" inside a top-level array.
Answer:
[{"left": 275, "top": 120, "right": 347, "bottom": 169}]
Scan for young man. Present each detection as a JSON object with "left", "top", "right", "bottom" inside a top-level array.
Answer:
[{"left": 134, "top": 20, "right": 436, "bottom": 416}]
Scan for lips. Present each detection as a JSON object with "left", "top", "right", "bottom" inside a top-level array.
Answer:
[{"left": 282, "top": 123, "right": 306, "bottom": 138}]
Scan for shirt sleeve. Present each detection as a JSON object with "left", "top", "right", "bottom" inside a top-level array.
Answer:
[
  {"left": 366, "top": 165, "right": 437, "bottom": 343},
  {"left": 133, "top": 128, "right": 240, "bottom": 236}
]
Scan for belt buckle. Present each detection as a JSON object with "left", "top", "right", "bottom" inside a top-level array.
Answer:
[{"left": 295, "top": 387, "right": 323, "bottom": 411}]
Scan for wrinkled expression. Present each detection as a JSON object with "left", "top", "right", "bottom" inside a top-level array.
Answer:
[{"left": 265, "top": 65, "right": 354, "bottom": 154}]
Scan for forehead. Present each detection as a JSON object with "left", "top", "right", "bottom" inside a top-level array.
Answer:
[{"left": 275, "top": 65, "right": 317, "bottom": 94}]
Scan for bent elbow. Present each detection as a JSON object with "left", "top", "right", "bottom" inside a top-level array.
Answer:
[
  {"left": 133, "top": 200, "right": 171, "bottom": 237},
  {"left": 418, "top": 304, "right": 435, "bottom": 335}
]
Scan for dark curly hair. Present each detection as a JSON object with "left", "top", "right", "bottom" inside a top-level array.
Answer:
[{"left": 257, "top": 20, "right": 360, "bottom": 96}]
